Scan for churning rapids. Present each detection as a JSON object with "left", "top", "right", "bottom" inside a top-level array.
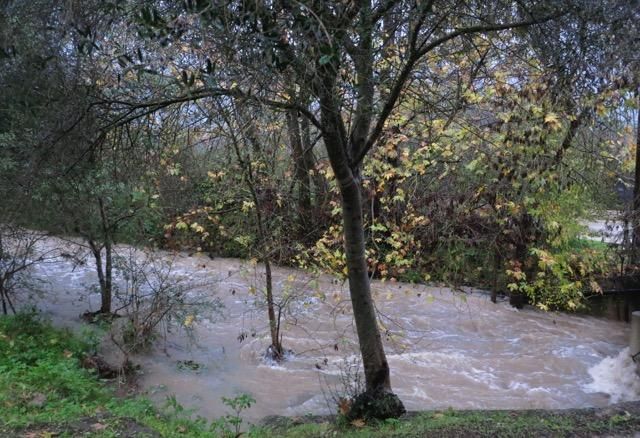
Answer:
[{"left": 22, "top": 237, "right": 640, "bottom": 421}]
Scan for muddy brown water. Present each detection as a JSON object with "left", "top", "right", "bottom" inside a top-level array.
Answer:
[{"left": 23, "top": 237, "right": 640, "bottom": 421}]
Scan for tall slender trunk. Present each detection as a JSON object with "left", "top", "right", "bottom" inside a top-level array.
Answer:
[
  {"left": 229, "top": 107, "right": 282, "bottom": 358},
  {"left": 264, "top": 258, "right": 278, "bottom": 351},
  {"left": 89, "top": 240, "right": 111, "bottom": 314},
  {"left": 286, "top": 108, "right": 312, "bottom": 229},
  {"left": 98, "top": 198, "right": 113, "bottom": 314},
  {"left": 253, "top": 185, "right": 281, "bottom": 357},
  {"left": 300, "top": 115, "right": 318, "bottom": 190},
  {"left": 341, "top": 176, "right": 391, "bottom": 392},
  {"left": 318, "top": 75, "right": 392, "bottom": 393},
  {"left": 302, "top": 114, "right": 328, "bottom": 209},
  {"left": 103, "top": 239, "right": 113, "bottom": 313},
  {"left": 632, "top": 93, "right": 640, "bottom": 263},
  {"left": 312, "top": 4, "right": 403, "bottom": 415},
  {"left": 0, "top": 279, "right": 14, "bottom": 315},
  {"left": 0, "top": 279, "right": 6, "bottom": 314}
]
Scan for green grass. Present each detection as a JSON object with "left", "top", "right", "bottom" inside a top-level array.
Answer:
[
  {"left": 566, "top": 237, "right": 611, "bottom": 252},
  {"left": 0, "top": 312, "right": 211, "bottom": 437},
  {"left": 251, "top": 408, "right": 640, "bottom": 437},
  {"left": 1, "top": 312, "right": 639, "bottom": 437}
]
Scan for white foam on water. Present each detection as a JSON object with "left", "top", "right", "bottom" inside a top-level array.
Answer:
[
  {"left": 584, "top": 347, "right": 640, "bottom": 403},
  {"left": 463, "top": 366, "right": 501, "bottom": 390},
  {"left": 256, "top": 348, "right": 299, "bottom": 369},
  {"left": 408, "top": 386, "right": 431, "bottom": 401},
  {"left": 388, "top": 350, "right": 468, "bottom": 366}
]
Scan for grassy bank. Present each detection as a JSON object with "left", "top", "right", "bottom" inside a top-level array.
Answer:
[
  {"left": 259, "top": 406, "right": 640, "bottom": 437},
  {"left": 0, "top": 313, "right": 211, "bottom": 437},
  {"left": 1, "top": 313, "right": 639, "bottom": 437}
]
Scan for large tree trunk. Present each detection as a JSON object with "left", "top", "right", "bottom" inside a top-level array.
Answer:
[
  {"left": 329, "top": 150, "right": 405, "bottom": 419},
  {"left": 317, "top": 52, "right": 404, "bottom": 417},
  {"left": 313, "top": 3, "right": 404, "bottom": 415},
  {"left": 340, "top": 176, "right": 391, "bottom": 392},
  {"left": 318, "top": 81, "right": 392, "bottom": 394}
]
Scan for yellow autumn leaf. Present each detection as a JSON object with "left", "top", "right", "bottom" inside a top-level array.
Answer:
[
  {"left": 544, "top": 112, "right": 562, "bottom": 131},
  {"left": 242, "top": 200, "right": 255, "bottom": 212},
  {"left": 596, "top": 103, "right": 607, "bottom": 116},
  {"left": 190, "top": 222, "right": 205, "bottom": 233},
  {"left": 590, "top": 280, "right": 603, "bottom": 294}
]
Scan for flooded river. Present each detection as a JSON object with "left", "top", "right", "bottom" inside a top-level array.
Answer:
[{"left": 25, "top": 237, "right": 640, "bottom": 421}]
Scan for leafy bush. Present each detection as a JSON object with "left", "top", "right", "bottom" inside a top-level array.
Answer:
[
  {"left": 507, "top": 244, "right": 609, "bottom": 311},
  {"left": 110, "top": 249, "right": 223, "bottom": 354},
  {"left": 211, "top": 393, "right": 256, "bottom": 437}
]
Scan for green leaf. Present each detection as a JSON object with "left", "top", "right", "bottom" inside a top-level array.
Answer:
[{"left": 319, "top": 54, "right": 333, "bottom": 65}]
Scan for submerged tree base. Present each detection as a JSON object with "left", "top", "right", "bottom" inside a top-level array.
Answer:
[
  {"left": 346, "top": 390, "right": 406, "bottom": 421},
  {"left": 80, "top": 310, "right": 120, "bottom": 324},
  {"left": 264, "top": 344, "right": 293, "bottom": 362}
]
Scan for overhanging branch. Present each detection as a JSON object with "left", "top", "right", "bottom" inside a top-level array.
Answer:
[{"left": 352, "top": 11, "right": 567, "bottom": 168}]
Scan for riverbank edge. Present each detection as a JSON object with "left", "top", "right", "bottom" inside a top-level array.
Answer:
[
  {"left": 258, "top": 401, "right": 640, "bottom": 437},
  {"left": 9, "top": 402, "right": 640, "bottom": 437}
]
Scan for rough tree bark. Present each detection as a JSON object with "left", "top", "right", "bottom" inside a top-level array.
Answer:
[
  {"left": 632, "top": 92, "right": 640, "bottom": 263},
  {"left": 317, "top": 54, "right": 404, "bottom": 417}
]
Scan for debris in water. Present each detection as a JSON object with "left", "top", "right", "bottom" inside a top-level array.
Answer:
[{"left": 176, "top": 360, "right": 204, "bottom": 372}]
